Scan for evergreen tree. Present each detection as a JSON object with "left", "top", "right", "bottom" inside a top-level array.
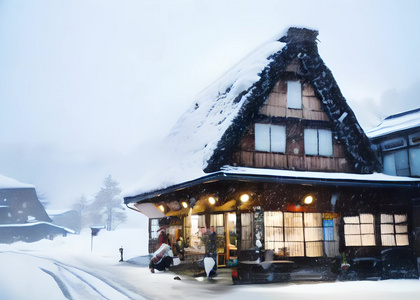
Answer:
[{"left": 89, "top": 175, "right": 126, "bottom": 231}]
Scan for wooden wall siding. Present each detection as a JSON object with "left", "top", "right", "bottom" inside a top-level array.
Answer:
[
  {"left": 255, "top": 152, "right": 288, "bottom": 168},
  {"left": 303, "top": 110, "right": 329, "bottom": 121},
  {"left": 287, "top": 108, "right": 303, "bottom": 118},
  {"left": 231, "top": 150, "right": 352, "bottom": 172},
  {"left": 259, "top": 81, "right": 287, "bottom": 117},
  {"left": 260, "top": 80, "right": 328, "bottom": 122}
]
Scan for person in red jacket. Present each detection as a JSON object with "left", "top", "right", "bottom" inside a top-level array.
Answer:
[{"left": 157, "top": 229, "right": 167, "bottom": 248}]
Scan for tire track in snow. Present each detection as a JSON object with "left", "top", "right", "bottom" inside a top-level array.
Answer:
[
  {"left": 53, "top": 262, "right": 126, "bottom": 299},
  {"left": 40, "top": 267, "right": 73, "bottom": 300},
  {"left": 6, "top": 251, "right": 145, "bottom": 300}
]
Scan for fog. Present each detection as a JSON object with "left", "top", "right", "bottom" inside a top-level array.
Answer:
[{"left": 1, "top": 0, "right": 419, "bottom": 208}]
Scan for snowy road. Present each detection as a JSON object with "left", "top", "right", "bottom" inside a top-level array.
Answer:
[
  {"left": 2, "top": 230, "right": 420, "bottom": 300},
  {"left": 0, "top": 251, "right": 145, "bottom": 300},
  {"left": 4, "top": 249, "right": 420, "bottom": 300}
]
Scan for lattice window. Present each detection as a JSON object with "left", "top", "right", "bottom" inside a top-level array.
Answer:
[
  {"left": 344, "top": 214, "right": 375, "bottom": 246},
  {"left": 304, "top": 213, "right": 323, "bottom": 257},
  {"left": 264, "top": 211, "right": 323, "bottom": 257},
  {"left": 241, "top": 213, "right": 253, "bottom": 250},
  {"left": 150, "top": 219, "right": 159, "bottom": 239},
  {"left": 323, "top": 219, "right": 334, "bottom": 241},
  {"left": 381, "top": 214, "right": 409, "bottom": 246}
]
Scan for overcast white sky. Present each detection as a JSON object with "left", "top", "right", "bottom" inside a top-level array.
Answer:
[{"left": 1, "top": 0, "right": 420, "bottom": 208}]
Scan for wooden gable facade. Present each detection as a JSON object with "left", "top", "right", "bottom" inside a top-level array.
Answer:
[{"left": 230, "top": 62, "right": 352, "bottom": 173}]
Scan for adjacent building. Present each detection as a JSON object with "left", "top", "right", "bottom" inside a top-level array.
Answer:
[
  {"left": 367, "top": 108, "right": 420, "bottom": 178},
  {"left": 0, "top": 174, "right": 72, "bottom": 243}
]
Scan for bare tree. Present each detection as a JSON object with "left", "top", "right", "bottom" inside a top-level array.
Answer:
[{"left": 71, "top": 194, "right": 90, "bottom": 231}]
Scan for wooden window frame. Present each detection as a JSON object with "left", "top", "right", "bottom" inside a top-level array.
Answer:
[
  {"left": 381, "top": 214, "right": 409, "bottom": 247},
  {"left": 287, "top": 81, "right": 302, "bottom": 109},
  {"left": 255, "top": 123, "right": 286, "bottom": 153},
  {"left": 344, "top": 214, "right": 375, "bottom": 247},
  {"left": 264, "top": 211, "right": 324, "bottom": 257},
  {"left": 304, "top": 128, "right": 333, "bottom": 156}
]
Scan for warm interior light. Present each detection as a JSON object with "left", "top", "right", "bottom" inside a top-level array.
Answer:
[
  {"left": 240, "top": 194, "right": 250, "bottom": 203},
  {"left": 208, "top": 197, "right": 216, "bottom": 205},
  {"left": 158, "top": 205, "right": 165, "bottom": 212},
  {"left": 181, "top": 201, "right": 188, "bottom": 208},
  {"left": 304, "top": 195, "right": 313, "bottom": 205}
]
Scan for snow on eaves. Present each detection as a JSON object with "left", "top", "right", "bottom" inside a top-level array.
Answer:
[
  {"left": 222, "top": 166, "right": 420, "bottom": 183},
  {"left": 366, "top": 108, "right": 420, "bottom": 139},
  {"left": 0, "top": 174, "right": 34, "bottom": 190},
  {"left": 123, "top": 40, "right": 284, "bottom": 198}
]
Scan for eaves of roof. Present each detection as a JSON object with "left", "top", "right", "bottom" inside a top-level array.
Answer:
[{"left": 124, "top": 169, "right": 420, "bottom": 205}]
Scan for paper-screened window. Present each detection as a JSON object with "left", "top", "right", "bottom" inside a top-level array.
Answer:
[
  {"left": 381, "top": 214, "right": 409, "bottom": 246},
  {"left": 304, "top": 129, "right": 333, "bottom": 156},
  {"left": 344, "top": 214, "right": 375, "bottom": 246},
  {"left": 241, "top": 213, "right": 253, "bottom": 250},
  {"left": 287, "top": 81, "right": 302, "bottom": 109},
  {"left": 264, "top": 211, "right": 323, "bottom": 257},
  {"left": 255, "top": 124, "right": 286, "bottom": 153},
  {"left": 150, "top": 219, "right": 159, "bottom": 239}
]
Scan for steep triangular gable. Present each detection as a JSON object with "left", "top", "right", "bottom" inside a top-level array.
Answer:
[
  {"left": 230, "top": 76, "right": 352, "bottom": 172},
  {"left": 204, "top": 28, "right": 381, "bottom": 174}
]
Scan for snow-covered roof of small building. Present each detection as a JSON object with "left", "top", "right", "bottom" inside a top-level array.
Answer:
[
  {"left": 0, "top": 221, "right": 76, "bottom": 234},
  {"left": 46, "top": 209, "right": 72, "bottom": 216},
  {"left": 0, "top": 174, "right": 34, "bottom": 189},
  {"left": 366, "top": 108, "right": 420, "bottom": 139},
  {"left": 123, "top": 27, "right": 381, "bottom": 200}
]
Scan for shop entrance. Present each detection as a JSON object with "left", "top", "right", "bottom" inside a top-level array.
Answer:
[{"left": 187, "top": 212, "right": 238, "bottom": 267}]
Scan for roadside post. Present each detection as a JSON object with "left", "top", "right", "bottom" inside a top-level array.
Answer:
[
  {"left": 119, "top": 246, "right": 124, "bottom": 262},
  {"left": 90, "top": 225, "right": 105, "bottom": 252}
]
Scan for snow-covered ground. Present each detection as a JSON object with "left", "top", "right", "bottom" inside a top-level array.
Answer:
[{"left": 1, "top": 226, "right": 420, "bottom": 300}]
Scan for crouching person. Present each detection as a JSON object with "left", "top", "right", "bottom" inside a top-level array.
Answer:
[{"left": 149, "top": 243, "right": 173, "bottom": 273}]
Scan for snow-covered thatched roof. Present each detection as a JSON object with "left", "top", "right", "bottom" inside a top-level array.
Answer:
[
  {"left": 123, "top": 27, "right": 381, "bottom": 200},
  {"left": 0, "top": 174, "right": 34, "bottom": 190},
  {"left": 366, "top": 108, "right": 420, "bottom": 139}
]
